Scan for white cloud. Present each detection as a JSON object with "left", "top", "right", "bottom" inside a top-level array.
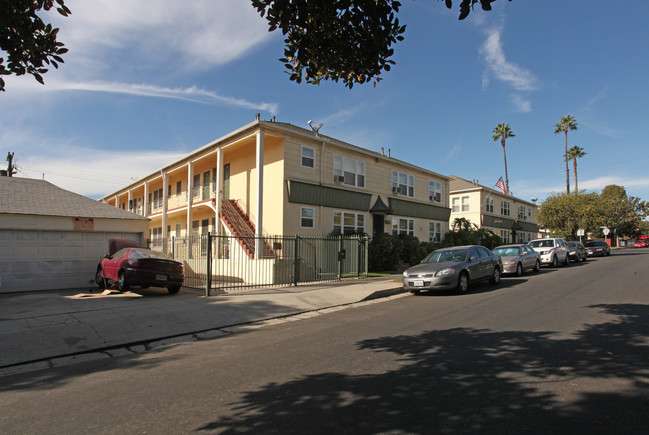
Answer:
[
  {"left": 11, "top": 79, "right": 278, "bottom": 114},
  {"left": 510, "top": 94, "right": 532, "bottom": 113},
  {"left": 480, "top": 27, "right": 538, "bottom": 92},
  {"left": 16, "top": 146, "right": 186, "bottom": 199},
  {"left": 48, "top": 0, "right": 272, "bottom": 76}
]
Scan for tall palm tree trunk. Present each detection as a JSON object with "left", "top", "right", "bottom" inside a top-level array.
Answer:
[
  {"left": 564, "top": 131, "right": 570, "bottom": 194},
  {"left": 501, "top": 137, "right": 509, "bottom": 194},
  {"left": 573, "top": 157, "right": 579, "bottom": 194}
]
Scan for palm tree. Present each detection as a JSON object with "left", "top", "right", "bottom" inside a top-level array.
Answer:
[
  {"left": 566, "top": 146, "right": 587, "bottom": 194},
  {"left": 554, "top": 115, "right": 578, "bottom": 194},
  {"left": 492, "top": 123, "right": 515, "bottom": 194}
]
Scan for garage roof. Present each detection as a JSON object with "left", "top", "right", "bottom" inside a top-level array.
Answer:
[{"left": 0, "top": 177, "right": 149, "bottom": 220}]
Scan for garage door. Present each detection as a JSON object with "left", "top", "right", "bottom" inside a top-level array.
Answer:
[{"left": 0, "top": 230, "right": 142, "bottom": 293}]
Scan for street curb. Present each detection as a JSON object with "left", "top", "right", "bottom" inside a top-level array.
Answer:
[{"left": 361, "top": 286, "right": 407, "bottom": 301}]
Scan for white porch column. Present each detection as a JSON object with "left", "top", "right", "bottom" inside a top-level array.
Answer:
[
  {"left": 255, "top": 130, "right": 264, "bottom": 259},
  {"left": 161, "top": 171, "right": 168, "bottom": 251},
  {"left": 186, "top": 162, "right": 194, "bottom": 258},
  {"left": 143, "top": 182, "right": 149, "bottom": 217},
  {"left": 215, "top": 148, "right": 222, "bottom": 235},
  {"left": 114, "top": 195, "right": 119, "bottom": 208}
]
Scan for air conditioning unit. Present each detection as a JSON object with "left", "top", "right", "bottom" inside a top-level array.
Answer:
[
  {"left": 392, "top": 186, "right": 399, "bottom": 194},
  {"left": 429, "top": 194, "right": 434, "bottom": 201},
  {"left": 334, "top": 175, "right": 345, "bottom": 183}
]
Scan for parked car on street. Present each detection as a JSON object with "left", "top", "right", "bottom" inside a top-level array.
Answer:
[
  {"left": 584, "top": 240, "right": 611, "bottom": 257},
  {"left": 567, "top": 241, "right": 588, "bottom": 262},
  {"left": 402, "top": 245, "right": 502, "bottom": 294},
  {"left": 529, "top": 237, "right": 571, "bottom": 267},
  {"left": 634, "top": 236, "right": 649, "bottom": 248},
  {"left": 492, "top": 244, "right": 541, "bottom": 276},
  {"left": 95, "top": 238, "right": 184, "bottom": 294}
]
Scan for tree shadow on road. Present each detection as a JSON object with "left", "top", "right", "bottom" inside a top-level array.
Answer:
[{"left": 196, "top": 303, "right": 649, "bottom": 434}]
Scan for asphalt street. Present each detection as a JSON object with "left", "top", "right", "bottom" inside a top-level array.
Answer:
[{"left": 1, "top": 249, "right": 648, "bottom": 434}]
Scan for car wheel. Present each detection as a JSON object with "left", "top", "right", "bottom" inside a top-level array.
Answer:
[
  {"left": 533, "top": 259, "right": 541, "bottom": 273},
  {"left": 606, "top": 250, "right": 611, "bottom": 256},
  {"left": 167, "top": 285, "right": 181, "bottom": 294},
  {"left": 456, "top": 272, "right": 469, "bottom": 293},
  {"left": 95, "top": 267, "right": 105, "bottom": 288},
  {"left": 564, "top": 254, "right": 571, "bottom": 267},
  {"left": 117, "top": 271, "right": 130, "bottom": 292},
  {"left": 490, "top": 267, "right": 501, "bottom": 285},
  {"left": 515, "top": 263, "right": 523, "bottom": 277},
  {"left": 582, "top": 255, "right": 587, "bottom": 262},
  {"left": 551, "top": 255, "right": 558, "bottom": 268}
]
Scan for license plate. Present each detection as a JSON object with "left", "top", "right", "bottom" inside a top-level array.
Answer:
[
  {"left": 413, "top": 280, "right": 424, "bottom": 287},
  {"left": 156, "top": 274, "right": 167, "bottom": 281}
]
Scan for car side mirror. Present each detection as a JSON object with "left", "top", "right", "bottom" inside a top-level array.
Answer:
[
  {"left": 105, "top": 254, "right": 111, "bottom": 259},
  {"left": 469, "top": 256, "right": 478, "bottom": 262}
]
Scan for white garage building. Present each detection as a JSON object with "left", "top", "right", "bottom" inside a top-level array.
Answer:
[{"left": 0, "top": 176, "right": 149, "bottom": 293}]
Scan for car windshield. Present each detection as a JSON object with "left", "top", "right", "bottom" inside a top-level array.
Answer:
[
  {"left": 493, "top": 247, "right": 521, "bottom": 256},
  {"left": 130, "top": 248, "right": 172, "bottom": 260},
  {"left": 584, "top": 241, "right": 604, "bottom": 247},
  {"left": 424, "top": 249, "right": 468, "bottom": 263},
  {"left": 529, "top": 240, "right": 554, "bottom": 248},
  {"left": 567, "top": 242, "right": 578, "bottom": 248}
]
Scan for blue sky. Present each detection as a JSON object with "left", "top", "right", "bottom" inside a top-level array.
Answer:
[{"left": 2, "top": 0, "right": 648, "bottom": 204}]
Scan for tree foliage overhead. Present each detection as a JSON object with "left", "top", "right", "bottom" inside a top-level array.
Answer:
[
  {"left": 0, "top": 0, "right": 70, "bottom": 92},
  {"left": 251, "top": 0, "right": 510, "bottom": 89}
]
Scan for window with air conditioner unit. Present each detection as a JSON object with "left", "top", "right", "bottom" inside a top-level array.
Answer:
[
  {"left": 391, "top": 171, "right": 414, "bottom": 197},
  {"left": 428, "top": 181, "right": 442, "bottom": 203},
  {"left": 333, "top": 154, "right": 365, "bottom": 188}
]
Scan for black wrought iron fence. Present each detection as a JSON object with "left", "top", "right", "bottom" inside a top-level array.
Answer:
[{"left": 155, "top": 233, "right": 368, "bottom": 295}]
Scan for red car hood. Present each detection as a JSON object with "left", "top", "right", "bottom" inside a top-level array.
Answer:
[{"left": 108, "top": 238, "right": 145, "bottom": 256}]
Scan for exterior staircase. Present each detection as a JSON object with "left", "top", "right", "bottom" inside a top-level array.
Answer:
[{"left": 219, "top": 199, "right": 273, "bottom": 259}]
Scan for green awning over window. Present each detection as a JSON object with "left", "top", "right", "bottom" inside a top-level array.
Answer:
[
  {"left": 388, "top": 198, "right": 451, "bottom": 221},
  {"left": 287, "top": 180, "right": 372, "bottom": 211},
  {"left": 482, "top": 214, "right": 539, "bottom": 232}
]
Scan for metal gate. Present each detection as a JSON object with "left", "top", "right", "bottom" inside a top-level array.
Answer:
[{"left": 161, "top": 234, "right": 368, "bottom": 295}]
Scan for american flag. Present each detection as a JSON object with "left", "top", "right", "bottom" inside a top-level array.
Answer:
[{"left": 496, "top": 176, "right": 507, "bottom": 194}]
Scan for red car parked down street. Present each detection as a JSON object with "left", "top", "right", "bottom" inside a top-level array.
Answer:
[{"left": 634, "top": 236, "right": 649, "bottom": 248}]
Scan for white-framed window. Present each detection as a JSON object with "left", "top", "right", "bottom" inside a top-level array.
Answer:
[
  {"left": 528, "top": 207, "right": 533, "bottom": 219},
  {"left": 485, "top": 197, "right": 494, "bottom": 213},
  {"left": 452, "top": 196, "right": 470, "bottom": 212},
  {"left": 333, "top": 211, "right": 365, "bottom": 234},
  {"left": 333, "top": 155, "right": 365, "bottom": 188},
  {"left": 501, "top": 200, "right": 510, "bottom": 216},
  {"left": 392, "top": 217, "right": 414, "bottom": 236},
  {"left": 392, "top": 171, "right": 414, "bottom": 197},
  {"left": 428, "top": 181, "right": 442, "bottom": 203},
  {"left": 517, "top": 231, "right": 527, "bottom": 244},
  {"left": 301, "top": 146, "right": 315, "bottom": 168},
  {"left": 301, "top": 207, "right": 315, "bottom": 229},
  {"left": 151, "top": 227, "right": 162, "bottom": 247},
  {"left": 500, "top": 229, "right": 511, "bottom": 244},
  {"left": 429, "top": 221, "right": 443, "bottom": 242},
  {"left": 518, "top": 205, "right": 527, "bottom": 220}
]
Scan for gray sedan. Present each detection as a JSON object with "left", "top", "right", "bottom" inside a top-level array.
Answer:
[
  {"left": 402, "top": 245, "right": 503, "bottom": 294},
  {"left": 492, "top": 244, "right": 541, "bottom": 276}
]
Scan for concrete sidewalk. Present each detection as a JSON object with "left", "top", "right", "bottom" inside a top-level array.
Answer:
[{"left": 0, "top": 276, "right": 404, "bottom": 373}]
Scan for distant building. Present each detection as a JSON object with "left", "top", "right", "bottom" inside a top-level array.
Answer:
[{"left": 449, "top": 176, "right": 540, "bottom": 244}]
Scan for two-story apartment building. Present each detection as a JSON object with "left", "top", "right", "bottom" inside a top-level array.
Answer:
[
  {"left": 100, "top": 116, "right": 452, "bottom": 257},
  {"left": 449, "top": 176, "right": 539, "bottom": 244}
]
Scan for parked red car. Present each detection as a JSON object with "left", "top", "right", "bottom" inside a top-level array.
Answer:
[
  {"left": 634, "top": 237, "right": 649, "bottom": 248},
  {"left": 95, "top": 238, "right": 184, "bottom": 294}
]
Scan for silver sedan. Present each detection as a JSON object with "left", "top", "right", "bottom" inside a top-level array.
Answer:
[
  {"left": 492, "top": 244, "right": 541, "bottom": 276},
  {"left": 402, "top": 245, "right": 503, "bottom": 294}
]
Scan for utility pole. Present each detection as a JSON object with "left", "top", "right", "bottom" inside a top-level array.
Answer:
[{"left": 6, "top": 152, "right": 17, "bottom": 177}]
